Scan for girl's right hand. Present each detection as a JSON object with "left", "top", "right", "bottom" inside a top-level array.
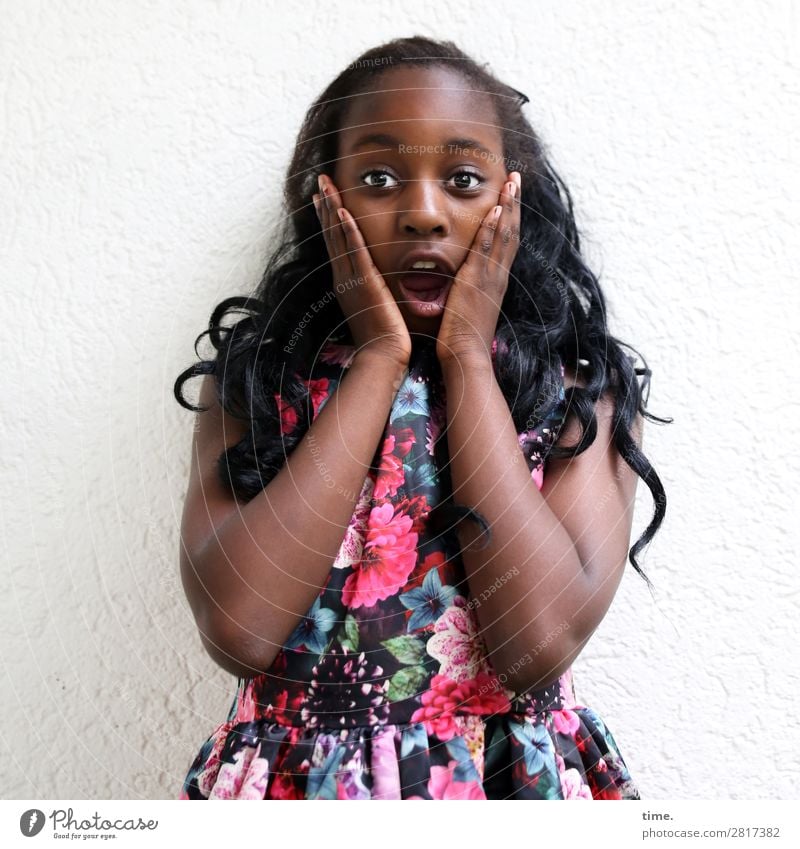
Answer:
[{"left": 313, "top": 174, "right": 412, "bottom": 367}]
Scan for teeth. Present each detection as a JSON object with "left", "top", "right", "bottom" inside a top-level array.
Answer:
[{"left": 410, "top": 260, "right": 438, "bottom": 270}]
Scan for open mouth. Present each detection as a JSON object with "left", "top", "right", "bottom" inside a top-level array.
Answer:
[
  {"left": 398, "top": 271, "right": 453, "bottom": 301},
  {"left": 393, "top": 255, "right": 456, "bottom": 314}
]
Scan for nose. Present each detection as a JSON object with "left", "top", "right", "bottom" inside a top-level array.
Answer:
[{"left": 398, "top": 179, "right": 449, "bottom": 235}]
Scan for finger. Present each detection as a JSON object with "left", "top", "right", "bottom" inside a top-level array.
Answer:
[
  {"left": 461, "top": 203, "right": 502, "bottom": 282},
  {"left": 320, "top": 175, "right": 351, "bottom": 271},
  {"left": 315, "top": 181, "right": 354, "bottom": 282},
  {"left": 336, "top": 207, "right": 382, "bottom": 287},
  {"left": 491, "top": 173, "right": 521, "bottom": 275}
]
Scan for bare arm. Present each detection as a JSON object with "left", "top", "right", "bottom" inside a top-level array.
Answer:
[
  {"left": 441, "top": 355, "right": 642, "bottom": 694},
  {"left": 180, "top": 349, "right": 408, "bottom": 678}
]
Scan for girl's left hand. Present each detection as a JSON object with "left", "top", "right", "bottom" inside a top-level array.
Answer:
[{"left": 436, "top": 171, "right": 522, "bottom": 367}]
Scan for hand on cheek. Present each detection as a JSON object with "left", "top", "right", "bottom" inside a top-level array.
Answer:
[{"left": 436, "top": 171, "right": 523, "bottom": 366}]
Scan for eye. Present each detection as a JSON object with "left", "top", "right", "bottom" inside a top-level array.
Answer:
[
  {"left": 359, "top": 169, "right": 400, "bottom": 189},
  {"left": 358, "top": 168, "right": 485, "bottom": 192},
  {"left": 447, "top": 170, "right": 483, "bottom": 191}
]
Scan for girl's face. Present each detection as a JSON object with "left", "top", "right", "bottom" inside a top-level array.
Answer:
[{"left": 332, "top": 66, "right": 509, "bottom": 336}]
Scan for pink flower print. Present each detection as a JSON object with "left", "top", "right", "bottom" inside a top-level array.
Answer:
[
  {"left": 551, "top": 709, "right": 581, "bottom": 737},
  {"left": 373, "top": 427, "right": 415, "bottom": 500},
  {"left": 560, "top": 767, "right": 593, "bottom": 800},
  {"left": 370, "top": 726, "right": 403, "bottom": 800},
  {"left": 553, "top": 749, "right": 591, "bottom": 798},
  {"left": 275, "top": 393, "right": 297, "bottom": 435},
  {"left": 195, "top": 720, "right": 234, "bottom": 798},
  {"left": 306, "top": 377, "right": 331, "bottom": 418},
  {"left": 410, "top": 672, "right": 511, "bottom": 741},
  {"left": 332, "top": 476, "right": 374, "bottom": 570},
  {"left": 235, "top": 743, "right": 272, "bottom": 800},
  {"left": 427, "top": 762, "right": 487, "bottom": 799},
  {"left": 319, "top": 341, "right": 356, "bottom": 368},
  {"left": 274, "top": 377, "right": 331, "bottom": 435},
  {"left": 341, "top": 502, "right": 419, "bottom": 608},
  {"left": 268, "top": 769, "right": 304, "bottom": 799},
  {"left": 208, "top": 745, "right": 269, "bottom": 800},
  {"left": 517, "top": 431, "right": 547, "bottom": 491},
  {"left": 236, "top": 679, "right": 258, "bottom": 723},
  {"left": 402, "top": 493, "right": 433, "bottom": 536},
  {"left": 426, "top": 599, "right": 493, "bottom": 683},
  {"left": 258, "top": 681, "right": 306, "bottom": 727},
  {"left": 491, "top": 337, "right": 510, "bottom": 361},
  {"left": 391, "top": 426, "right": 416, "bottom": 457},
  {"left": 461, "top": 714, "right": 487, "bottom": 782}
]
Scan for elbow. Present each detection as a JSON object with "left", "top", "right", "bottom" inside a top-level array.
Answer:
[
  {"left": 489, "top": 629, "right": 581, "bottom": 698},
  {"left": 181, "top": 544, "right": 277, "bottom": 679},
  {"left": 196, "top": 610, "right": 276, "bottom": 680}
]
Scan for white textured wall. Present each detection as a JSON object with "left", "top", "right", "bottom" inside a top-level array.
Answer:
[{"left": 2, "top": 0, "right": 797, "bottom": 800}]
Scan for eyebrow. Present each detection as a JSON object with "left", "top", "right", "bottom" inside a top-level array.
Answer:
[{"left": 350, "top": 132, "right": 497, "bottom": 160}]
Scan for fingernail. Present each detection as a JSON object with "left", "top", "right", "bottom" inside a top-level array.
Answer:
[
  {"left": 508, "top": 181, "right": 517, "bottom": 198},
  {"left": 493, "top": 205, "right": 502, "bottom": 220}
]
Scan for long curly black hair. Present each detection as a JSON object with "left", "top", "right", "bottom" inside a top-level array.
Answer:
[{"left": 173, "top": 35, "right": 672, "bottom": 590}]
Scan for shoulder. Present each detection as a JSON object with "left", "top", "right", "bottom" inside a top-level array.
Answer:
[{"left": 559, "top": 360, "right": 643, "bottom": 447}]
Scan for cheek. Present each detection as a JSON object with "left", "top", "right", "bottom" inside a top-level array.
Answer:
[
  {"left": 458, "top": 205, "right": 493, "bottom": 244},
  {"left": 349, "top": 206, "right": 393, "bottom": 268},
  {"left": 352, "top": 208, "right": 380, "bottom": 243}
]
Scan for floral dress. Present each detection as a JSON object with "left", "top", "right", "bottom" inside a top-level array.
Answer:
[{"left": 179, "top": 336, "right": 641, "bottom": 800}]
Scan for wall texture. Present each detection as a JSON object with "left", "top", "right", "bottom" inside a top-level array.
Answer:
[{"left": 2, "top": 0, "right": 797, "bottom": 799}]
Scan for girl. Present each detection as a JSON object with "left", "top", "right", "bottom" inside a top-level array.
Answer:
[{"left": 173, "top": 36, "right": 670, "bottom": 800}]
